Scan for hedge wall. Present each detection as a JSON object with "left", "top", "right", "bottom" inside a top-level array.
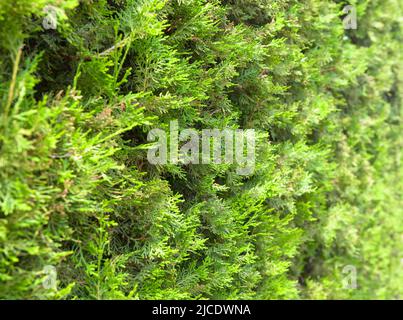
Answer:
[{"left": 0, "top": 0, "right": 402, "bottom": 299}]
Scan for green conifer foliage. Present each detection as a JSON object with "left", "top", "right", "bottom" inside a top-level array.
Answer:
[{"left": 0, "top": 0, "right": 401, "bottom": 299}]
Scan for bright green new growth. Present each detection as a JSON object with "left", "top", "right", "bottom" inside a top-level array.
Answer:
[{"left": 0, "top": 0, "right": 402, "bottom": 299}]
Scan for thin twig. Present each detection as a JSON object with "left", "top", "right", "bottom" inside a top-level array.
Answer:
[
  {"left": 4, "top": 45, "right": 23, "bottom": 120},
  {"left": 98, "top": 37, "right": 131, "bottom": 57}
]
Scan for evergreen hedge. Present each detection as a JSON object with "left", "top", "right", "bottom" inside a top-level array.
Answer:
[{"left": 0, "top": 0, "right": 402, "bottom": 299}]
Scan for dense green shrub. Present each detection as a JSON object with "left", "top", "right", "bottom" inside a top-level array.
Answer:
[{"left": 0, "top": 0, "right": 401, "bottom": 299}]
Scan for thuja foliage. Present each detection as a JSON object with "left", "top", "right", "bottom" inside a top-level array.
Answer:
[{"left": 0, "top": 0, "right": 401, "bottom": 299}]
